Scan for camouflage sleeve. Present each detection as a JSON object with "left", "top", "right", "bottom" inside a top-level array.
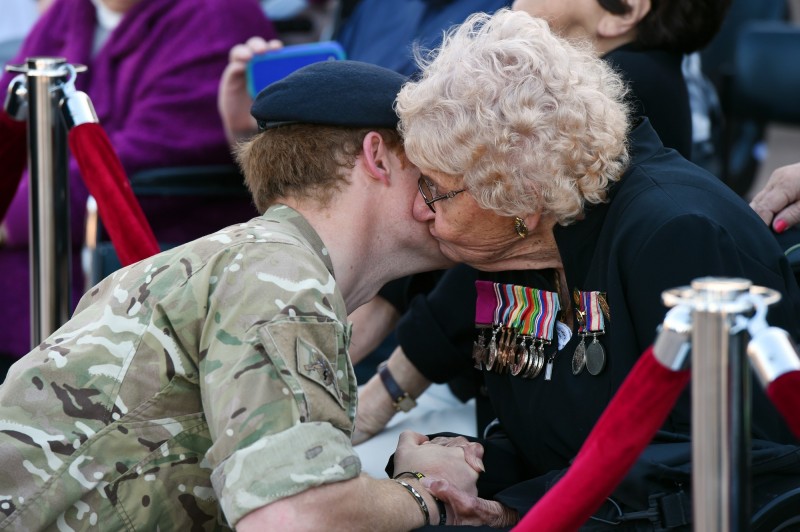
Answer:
[{"left": 197, "top": 239, "right": 360, "bottom": 525}]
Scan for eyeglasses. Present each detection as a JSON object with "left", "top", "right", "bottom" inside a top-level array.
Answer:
[{"left": 418, "top": 176, "right": 466, "bottom": 213}]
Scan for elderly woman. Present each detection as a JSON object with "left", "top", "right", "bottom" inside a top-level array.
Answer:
[{"left": 369, "top": 9, "right": 800, "bottom": 529}]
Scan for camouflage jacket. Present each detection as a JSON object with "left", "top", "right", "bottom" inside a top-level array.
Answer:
[{"left": 0, "top": 205, "right": 361, "bottom": 530}]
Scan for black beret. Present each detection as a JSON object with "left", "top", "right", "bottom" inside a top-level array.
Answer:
[{"left": 251, "top": 60, "right": 407, "bottom": 130}]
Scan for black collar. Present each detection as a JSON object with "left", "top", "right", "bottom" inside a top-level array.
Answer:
[{"left": 553, "top": 118, "right": 664, "bottom": 288}]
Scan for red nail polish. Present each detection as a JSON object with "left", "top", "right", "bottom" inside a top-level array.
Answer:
[{"left": 774, "top": 219, "right": 788, "bottom": 233}]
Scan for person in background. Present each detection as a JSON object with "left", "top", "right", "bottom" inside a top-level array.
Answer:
[
  {"left": 219, "top": 0, "right": 513, "bottom": 148},
  {"left": 514, "top": 0, "right": 730, "bottom": 159},
  {"left": 0, "top": 0, "right": 278, "bottom": 377},
  {"left": 0, "top": 0, "right": 39, "bottom": 68},
  {"left": 0, "top": 60, "right": 497, "bottom": 530},
  {"left": 751, "top": 161, "right": 800, "bottom": 233},
  {"left": 334, "top": 0, "right": 512, "bottom": 77}
]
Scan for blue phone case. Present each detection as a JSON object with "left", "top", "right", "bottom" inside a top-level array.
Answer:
[{"left": 246, "top": 41, "right": 346, "bottom": 98}]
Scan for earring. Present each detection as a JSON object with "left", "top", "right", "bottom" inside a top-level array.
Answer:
[{"left": 514, "top": 217, "right": 528, "bottom": 239}]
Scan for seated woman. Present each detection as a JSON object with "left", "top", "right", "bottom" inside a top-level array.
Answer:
[
  {"left": 361, "top": 9, "right": 800, "bottom": 528},
  {"left": 353, "top": 0, "right": 732, "bottom": 439}
]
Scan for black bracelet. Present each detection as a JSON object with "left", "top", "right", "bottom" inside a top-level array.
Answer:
[
  {"left": 394, "top": 479, "right": 430, "bottom": 526},
  {"left": 435, "top": 496, "right": 447, "bottom": 526},
  {"left": 393, "top": 472, "right": 446, "bottom": 526}
]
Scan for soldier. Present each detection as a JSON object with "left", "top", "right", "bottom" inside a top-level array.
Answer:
[{"left": 0, "top": 61, "right": 489, "bottom": 530}]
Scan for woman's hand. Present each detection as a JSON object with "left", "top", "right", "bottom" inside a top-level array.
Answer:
[
  {"left": 352, "top": 347, "right": 432, "bottom": 444},
  {"left": 422, "top": 477, "right": 519, "bottom": 527},
  {"left": 750, "top": 162, "right": 800, "bottom": 233},
  {"left": 353, "top": 373, "right": 397, "bottom": 444}
]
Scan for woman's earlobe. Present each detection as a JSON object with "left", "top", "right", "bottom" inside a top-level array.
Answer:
[{"left": 520, "top": 212, "right": 543, "bottom": 235}]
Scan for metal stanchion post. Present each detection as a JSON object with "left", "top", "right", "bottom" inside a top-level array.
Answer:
[
  {"left": 692, "top": 278, "right": 750, "bottom": 532},
  {"left": 663, "top": 278, "right": 782, "bottom": 531},
  {"left": 5, "top": 58, "right": 85, "bottom": 347}
]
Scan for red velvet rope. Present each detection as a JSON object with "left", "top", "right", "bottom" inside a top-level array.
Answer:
[
  {"left": 68, "top": 122, "right": 159, "bottom": 265},
  {"left": 513, "top": 346, "right": 691, "bottom": 531},
  {"left": 0, "top": 110, "right": 28, "bottom": 221},
  {"left": 766, "top": 370, "right": 800, "bottom": 440}
]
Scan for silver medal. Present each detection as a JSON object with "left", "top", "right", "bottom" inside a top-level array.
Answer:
[
  {"left": 572, "top": 336, "right": 586, "bottom": 375},
  {"left": 510, "top": 339, "right": 529, "bottom": 376},
  {"left": 486, "top": 328, "right": 499, "bottom": 370},
  {"left": 585, "top": 336, "right": 606, "bottom": 375}
]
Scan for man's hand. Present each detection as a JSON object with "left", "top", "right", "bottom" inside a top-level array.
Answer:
[
  {"left": 422, "top": 477, "right": 519, "bottom": 527},
  {"left": 750, "top": 162, "right": 800, "bottom": 233},
  {"left": 393, "top": 431, "right": 483, "bottom": 496},
  {"left": 218, "top": 37, "right": 283, "bottom": 146}
]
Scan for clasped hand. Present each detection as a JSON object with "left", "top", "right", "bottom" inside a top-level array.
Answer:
[{"left": 393, "top": 432, "right": 518, "bottom": 527}]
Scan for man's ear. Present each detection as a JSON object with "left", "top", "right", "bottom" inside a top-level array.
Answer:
[
  {"left": 597, "top": 0, "right": 651, "bottom": 39},
  {"left": 360, "top": 131, "right": 393, "bottom": 186}
]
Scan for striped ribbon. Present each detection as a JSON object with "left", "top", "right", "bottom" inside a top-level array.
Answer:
[
  {"left": 526, "top": 287, "right": 561, "bottom": 342},
  {"left": 579, "top": 290, "right": 605, "bottom": 333},
  {"left": 475, "top": 281, "right": 560, "bottom": 342}
]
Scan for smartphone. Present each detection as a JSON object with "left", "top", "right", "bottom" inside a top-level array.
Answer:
[{"left": 246, "top": 41, "right": 346, "bottom": 98}]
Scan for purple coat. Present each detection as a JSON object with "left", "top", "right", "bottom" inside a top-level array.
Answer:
[{"left": 0, "top": 0, "right": 275, "bottom": 358}]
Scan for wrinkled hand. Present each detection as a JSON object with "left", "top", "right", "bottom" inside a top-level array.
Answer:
[
  {"left": 393, "top": 431, "right": 482, "bottom": 496},
  {"left": 750, "top": 162, "right": 800, "bottom": 233},
  {"left": 421, "top": 477, "right": 519, "bottom": 527},
  {"left": 218, "top": 36, "right": 283, "bottom": 145}
]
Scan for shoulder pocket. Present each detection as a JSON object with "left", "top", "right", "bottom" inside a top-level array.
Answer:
[
  {"left": 296, "top": 334, "right": 344, "bottom": 407},
  {"left": 261, "top": 320, "right": 354, "bottom": 431}
]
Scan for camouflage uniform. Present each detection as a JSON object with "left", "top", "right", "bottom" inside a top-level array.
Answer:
[{"left": 0, "top": 205, "right": 361, "bottom": 530}]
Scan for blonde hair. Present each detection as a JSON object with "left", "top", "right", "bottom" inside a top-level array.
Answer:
[
  {"left": 396, "top": 9, "right": 630, "bottom": 225},
  {"left": 236, "top": 125, "right": 402, "bottom": 213}
]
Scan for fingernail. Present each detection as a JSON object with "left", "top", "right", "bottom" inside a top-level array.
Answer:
[
  {"left": 420, "top": 477, "right": 434, "bottom": 489},
  {"left": 774, "top": 219, "right": 788, "bottom": 233},
  {"left": 477, "top": 459, "right": 486, "bottom": 473}
]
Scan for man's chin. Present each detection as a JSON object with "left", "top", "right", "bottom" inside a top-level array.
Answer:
[
  {"left": 405, "top": 240, "right": 456, "bottom": 272},
  {"left": 425, "top": 245, "right": 456, "bottom": 269}
]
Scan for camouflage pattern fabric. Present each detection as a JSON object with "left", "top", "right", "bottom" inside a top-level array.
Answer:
[{"left": 0, "top": 204, "right": 361, "bottom": 530}]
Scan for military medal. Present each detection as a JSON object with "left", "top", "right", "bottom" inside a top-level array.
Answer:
[
  {"left": 572, "top": 289, "right": 608, "bottom": 376},
  {"left": 504, "top": 285, "right": 527, "bottom": 369},
  {"left": 486, "top": 327, "right": 499, "bottom": 370},
  {"left": 521, "top": 287, "right": 559, "bottom": 380},
  {"left": 572, "top": 303, "right": 587, "bottom": 375},
  {"left": 472, "top": 328, "right": 488, "bottom": 369},
  {"left": 473, "top": 281, "right": 497, "bottom": 369},
  {"left": 586, "top": 334, "right": 606, "bottom": 375},
  {"left": 572, "top": 338, "right": 586, "bottom": 375},
  {"left": 473, "top": 280, "right": 561, "bottom": 379},
  {"left": 510, "top": 337, "right": 530, "bottom": 376},
  {"left": 524, "top": 340, "right": 544, "bottom": 378}
]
